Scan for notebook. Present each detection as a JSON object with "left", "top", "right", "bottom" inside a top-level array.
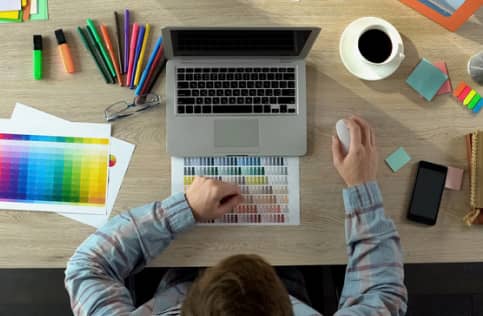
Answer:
[{"left": 463, "top": 131, "right": 483, "bottom": 225}]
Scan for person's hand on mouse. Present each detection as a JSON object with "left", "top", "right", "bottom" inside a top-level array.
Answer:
[
  {"left": 332, "top": 116, "right": 378, "bottom": 187},
  {"left": 186, "top": 176, "right": 244, "bottom": 221}
]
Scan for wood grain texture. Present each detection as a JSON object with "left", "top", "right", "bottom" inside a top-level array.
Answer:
[{"left": 0, "top": 0, "right": 483, "bottom": 268}]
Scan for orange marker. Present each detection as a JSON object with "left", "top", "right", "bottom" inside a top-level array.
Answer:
[
  {"left": 54, "top": 29, "right": 75, "bottom": 73},
  {"left": 100, "top": 24, "right": 123, "bottom": 86},
  {"left": 453, "top": 81, "right": 468, "bottom": 97}
]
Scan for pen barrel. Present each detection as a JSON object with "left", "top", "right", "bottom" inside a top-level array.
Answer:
[
  {"left": 33, "top": 50, "right": 42, "bottom": 80},
  {"left": 58, "top": 44, "right": 75, "bottom": 73}
]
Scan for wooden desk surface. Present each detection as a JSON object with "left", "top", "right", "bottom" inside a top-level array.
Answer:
[{"left": 1, "top": 0, "right": 482, "bottom": 268}]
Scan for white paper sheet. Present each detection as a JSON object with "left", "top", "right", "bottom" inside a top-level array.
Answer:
[
  {"left": 0, "top": 0, "right": 21, "bottom": 11},
  {"left": 30, "top": 0, "right": 37, "bottom": 15},
  {"left": 11, "top": 103, "right": 135, "bottom": 228},
  {"left": 171, "top": 156, "right": 300, "bottom": 225}
]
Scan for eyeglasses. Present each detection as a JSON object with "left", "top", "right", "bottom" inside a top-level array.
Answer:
[{"left": 104, "top": 93, "right": 161, "bottom": 122}]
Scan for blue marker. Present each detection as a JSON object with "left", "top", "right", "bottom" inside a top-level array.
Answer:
[
  {"left": 135, "top": 37, "right": 162, "bottom": 96},
  {"left": 130, "top": 25, "right": 145, "bottom": 88}
]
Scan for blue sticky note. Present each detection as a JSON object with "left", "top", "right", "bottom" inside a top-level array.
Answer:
[
  {"left": 406, "top": 58, "right": 448, "bottom": 101},
  {"left": 473, "top": 98, "right": 483, "bottom": 113},
  {"left": 385, "top": 147, "right": 411, "bottom": 172}
]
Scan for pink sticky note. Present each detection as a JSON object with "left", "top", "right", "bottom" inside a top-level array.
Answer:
[
  {"left": 433, "top": 61, "right": 452, "bottom": 95},
  {"left": 445, "top": 166, "right": 464, "bottom": 190}
]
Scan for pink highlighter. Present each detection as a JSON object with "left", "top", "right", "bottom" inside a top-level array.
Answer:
[{"left": 125, "top": 23, "right": 139, "bottom": 86}]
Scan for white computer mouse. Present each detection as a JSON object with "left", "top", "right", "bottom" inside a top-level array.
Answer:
[{"left": 335, "top": 119, "right": 350, "bottom": 154}]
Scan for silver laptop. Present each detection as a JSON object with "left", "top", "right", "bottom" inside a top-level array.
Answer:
[{"left": 163, "top": 27, "right": 320, "bottom": 156}]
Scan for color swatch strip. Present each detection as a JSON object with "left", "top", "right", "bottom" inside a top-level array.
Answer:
[
  {"left": 453, "top": 81, "right": 483, "bottom": 113},
  {"left": 172, "top": 156, "right": 299, "bottom": 225},
  {"left": 0, "top": 133, "right": 109, "bottom": 206}
]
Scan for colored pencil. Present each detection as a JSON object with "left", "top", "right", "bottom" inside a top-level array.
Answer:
[
  {"left": 114, "top": 11, "right": 124, "bottom": 74},
  {"left": 86, "top": 18, "right": 116, "bottom": 79},
  {"left": 123, "top": 9, "right": 130, "bottom": 74},
  {"left": 140, "top": 45, "right": 164, "bottom": 95},
  {"left": 130, "top": 25, "right": 145, "bottom": 88},
  {"left": 77, "top": 27, "right": 110, "bottom": 84},
  {"left": 135, "top": 37, "right": 162, "bottom": 96},
  {"left": 100, "top": 24, "right": 123, "bottom": 86},
  {"left": 125, "top": 23, "right": 139, "bottom": 86},
  {"left": 145, "top": 57, "right": 166, "bottom": 94},
  {"left": 134, "top": 24, "right": 150, "bottom": 86}
]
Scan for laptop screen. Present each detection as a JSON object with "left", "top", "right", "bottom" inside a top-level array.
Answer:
[{"left": 169, "top": 29, "right": 313, "bottom": 57}]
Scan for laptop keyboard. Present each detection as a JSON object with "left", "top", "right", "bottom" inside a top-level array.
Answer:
[{"left": 176, "top": 67, "right": 297, "bottom": 115}]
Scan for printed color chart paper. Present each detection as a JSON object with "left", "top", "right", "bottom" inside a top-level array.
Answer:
[
  {"left": 0, "top": 121, "right": 110, "bottom": 214},
  {"left": 11, "top": 103, "right": 135, "bottom": 227},
  {"left": 171, "top": 156, "right": 300, "bottom": 225}
]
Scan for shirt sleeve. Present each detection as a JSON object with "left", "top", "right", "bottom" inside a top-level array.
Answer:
[
  {"left": 64, "top": 192, "right": 196, "bottom": 316},
  {"left": 335, "top": 181, "right": 408, "bottom": 316}
]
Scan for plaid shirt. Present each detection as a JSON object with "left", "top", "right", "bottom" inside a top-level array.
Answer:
[{"left": 65, "top": 181, "right": 407, "bottom": 315}]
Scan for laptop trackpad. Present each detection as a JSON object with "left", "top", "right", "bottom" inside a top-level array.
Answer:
[{"left": 214, "top": 119, "right": 259, "bottom": 148}]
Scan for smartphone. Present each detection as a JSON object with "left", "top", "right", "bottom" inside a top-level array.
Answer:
[{"left": 407, "top": 161, "right": 448, "bottom": 225}]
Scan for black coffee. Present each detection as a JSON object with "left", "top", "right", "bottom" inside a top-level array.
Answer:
[{"left": 358, "top": 29, "right": 392, "bottom": 63}]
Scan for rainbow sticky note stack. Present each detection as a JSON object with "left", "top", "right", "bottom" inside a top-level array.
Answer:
[
  {"left": 453, "top": 81, "right": 483, "bottom": 113},
  {"left": 0, "top": 0, "right": 48, "bottom": 23},
  {"left": 406, "top": 58, "right": 448, "bottom": 101}
]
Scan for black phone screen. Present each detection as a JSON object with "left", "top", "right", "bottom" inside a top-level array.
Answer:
[{"left": 408, "top": 161, "right": 448, "bottom": 225}]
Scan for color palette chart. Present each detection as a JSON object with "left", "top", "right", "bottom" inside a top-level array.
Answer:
[
  {"left": 171, "top": 156, "right": 300, "bottom": 225},
  {"left": 0, "top": 126, "right": 110, "bottom": 215}
]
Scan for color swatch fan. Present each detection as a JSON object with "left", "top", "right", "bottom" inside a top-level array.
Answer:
[
  {"left": 171, "top": 156, "right": 300, "bottom": 225},
  {"left": 0, "top": 121, "right": 110, "bottom": 215}
]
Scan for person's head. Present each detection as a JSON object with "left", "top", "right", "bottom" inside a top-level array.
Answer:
[{"left": 181, "top": 254, "right": 293, "bottom": 316}]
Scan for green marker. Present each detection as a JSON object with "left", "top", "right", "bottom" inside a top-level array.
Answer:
[
  {"left": 33, "top": 35, "right": 42, "bottom": 80},
  {"left": 86, "top": 18, "right": 116, "bottom": 79},
  {"left": 468, "top": 93, "right": 481, "bottom": 110},
  {"left": 77, "top": 27, "right": 112, "bottom": 84}
]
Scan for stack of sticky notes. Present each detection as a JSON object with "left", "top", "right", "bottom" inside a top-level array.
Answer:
[
  {"left": 406, "top": 58, "right": 449, "bottom": 101},
  {"left": 0, "top": 0, "right": 48, "bottom": 23},
  {"left": 385, "top": 147, "right": 411, "bottom": 172},
  {"left": 453, "top": 81, "right": 483, "bottom": 113}
]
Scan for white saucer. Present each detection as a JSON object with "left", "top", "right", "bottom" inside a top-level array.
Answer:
[{"left": 339, "top": 17, "right": 404, "bottom": 81}]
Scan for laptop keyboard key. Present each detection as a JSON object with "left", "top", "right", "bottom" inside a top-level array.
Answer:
[
  {"left": 282, "top": 89, "right": 295, "bottom": 96},
  {"left": 254, "top": 105, "right": 263, "bottom": 113},
  {"left": 202, "top": 106, "right": 212, "bottom": 114},
  {"left": 213, "top": 105, "right": 252, "bottom": 113},
  {"left": 194, "top": 106, "right": 201, "bottom": 113},
  {"left": 278, "top": 97, "right": 295, "bottom": 104},
  {"left": 186, "top": 106, "right": 193, "bottom": 113},
  {"left": 263, "top": 105, "right": 271, "bottom": 113},
  {"left": 178, "top": 90, "right": 191, "bottom": 96},
  {"left": 192, "top": 90, "right": 200, "bottom": 96},
  {"left": 178, "top": 97, "right": 195, "bottom": 104},
  {"left": 177, "top": 106, "right": 185, "bottom": 114},
  {"left": 178, "top": 82, "right": 189, "bottom": 89},
  {"left": 280, "top": 105, "right": 287, "bottom": 113}
]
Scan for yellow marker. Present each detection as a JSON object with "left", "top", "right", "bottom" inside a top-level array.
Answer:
[
  {"left": 463, "top": 90, "right": 477, "bottom": 106},
  {"left": 134, "top": 24, "right": 151, "bottom": 86}
]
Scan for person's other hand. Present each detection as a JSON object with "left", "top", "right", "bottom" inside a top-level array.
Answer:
[
  {"left": 332, "top": 116, "right": 378, "bottom": 187},
  {"left": 186, "top": 176, "right": 244, "bottom": 221}
]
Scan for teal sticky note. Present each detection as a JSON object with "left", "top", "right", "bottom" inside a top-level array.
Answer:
[
  {"left": 406, "top": 58, "right": 448, "bottom": 101},
  {"left": 385, "top": 147, "right": 411, "bottom": 172}
]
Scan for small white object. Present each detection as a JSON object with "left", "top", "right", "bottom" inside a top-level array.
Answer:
[
  {"left": 336, "top": 119, "right": 350, "bottom": 154},
  {"left": 339, "top": 17, "right": 405, "bottom": 81}
]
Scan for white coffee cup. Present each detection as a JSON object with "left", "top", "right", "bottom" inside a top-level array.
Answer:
[{"left": 354, "top": 17, "right": 405, "bottom": 66}]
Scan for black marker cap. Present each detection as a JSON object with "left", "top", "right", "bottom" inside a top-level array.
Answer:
[
  {"left": 55, "top": 29, "right": 66, "bottom": 45},
  {"left": 33, "top": 35, "right": 42, "bottom": 50}
]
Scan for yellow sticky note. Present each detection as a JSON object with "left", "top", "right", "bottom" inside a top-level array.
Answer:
[
  {"left": 0, "top": 10, "right": 20, "bottom": 19},
  {"left": 464, "top": 90, "right": 477, "bottom": 106}
]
